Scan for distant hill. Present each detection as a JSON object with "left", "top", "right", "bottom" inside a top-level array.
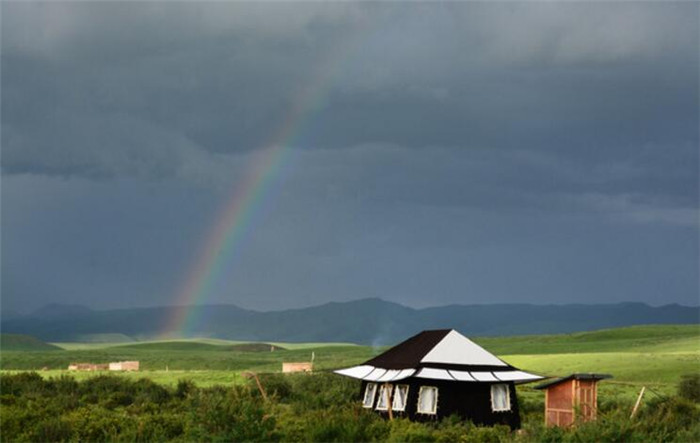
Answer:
[
  {"left": 1, "top": 298, "right": 697, "bottom": 345},
  {"left": 29, "top": 304, "right": 93, "bottom": 319},
  {"left": 474, "top": 324, "right": 700, "bottom": 355},
  {"left": 0, "top": 334, "right": 62, "bottom": 351}
]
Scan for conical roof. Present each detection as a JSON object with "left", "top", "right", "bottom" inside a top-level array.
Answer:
[{"left": 334, "top": 329, "right": 543, "bottom": 384}]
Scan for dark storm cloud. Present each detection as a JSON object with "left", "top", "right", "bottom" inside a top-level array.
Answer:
[
  {"left": 3, "top": 2, "right": 697, "bottom": 176},
  {"left": 1, "top": 2, "right": 698, "bottom": 312}
]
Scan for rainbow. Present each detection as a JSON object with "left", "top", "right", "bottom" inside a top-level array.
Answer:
[{"left": 162, "top": 29, "right": 365, "bottom": 337}]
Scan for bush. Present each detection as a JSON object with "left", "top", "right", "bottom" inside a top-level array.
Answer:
[
  {"left": 257, "top": 373, "right": 293, "bottom": 401},
  {"left": 175, "top": 379, "right": 196, "bottom": 400},
  {"left": 2, "top": 371, "right": 699, "bottom": 442},
  {"left": 26, "top": 416, "right": 73, "bottom": 442},
  {"left": 435, "top": 417, "right": 511, "bottom": 443},
  {"left": 64, "top": 406, "right": 134, "bottom": 442},
  {"left": 679, "top": 374, "right": 700, "bottom": 402},
  {"left": 185, "top": 385, "right": 277, "bottom": 442},
  {"left": 387, "top": 418, "right": 436, "bottom": 442}
]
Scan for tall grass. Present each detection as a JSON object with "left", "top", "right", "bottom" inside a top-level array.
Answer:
[{"left": 1, "top": 372, "right": 698, "bottom": 442}]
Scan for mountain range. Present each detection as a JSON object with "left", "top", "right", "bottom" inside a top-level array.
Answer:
[{"left": 1, "top": 298, "right": 697, "bottom": 345}]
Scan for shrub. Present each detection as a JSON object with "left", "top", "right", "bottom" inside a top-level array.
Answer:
[
  {"left": 3, "top": 370, "right": 698, "bottom": 442},
  {"left": 175, "top": 379, "right": 196, "bottom": 400},
  {"left": 26, "top": 416, "right": 73, "bottom": 442},
  {"left": 185, "top": 385, "right": 277, "bottom": 442},
  {"left": 302, "top": 405, "right": 383, "bottom": 442},
  {"left": 387, "top": 418, "right": 436, "bottom": 442},
  {"left": 257, "top": 373, "right": 293, "bottom": 401},
  {"left": 679, "top": 374, "right": 700, "bottom": 402},
  {"left": 118, "top": 412, "right": 185, "bottom": 442},
  {"left": 638, "top": 396, "right": 700, "bottom": 437},
  {"left": 0, "top": 404, "right": 41, "bottom": 441},
  {"left": 283, "top": 372, "right": 360, "bottom": 412},
  {"left": 64, "top": 406, "right": 135, "bottom": 442},
  {"left": 132, "top": 378, "right": 170, "bottom": 405},
  {"left": 0, "top": 371, "right": 44, "bottom": 396},
  {"left": 435, "top": 417, "right": 511, "bottom": 443}
]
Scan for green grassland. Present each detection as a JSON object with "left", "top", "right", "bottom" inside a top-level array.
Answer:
[
  {"left": 0, "top": 334, "right": 63, "bottom": 351},
  {"left": 476, "top": 324, "right": 700, "bottom": 355},
  {"left": 1, "top": 324, "right": 698, "bottom": 441},
  {"left": 53, "top": 337, "right": 358, "bottom": 351},
  {"left": 1, "top": 324, "right": 697, "bottom": 390}
]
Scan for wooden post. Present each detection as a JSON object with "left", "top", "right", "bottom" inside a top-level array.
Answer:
[
  {"left": 630, "top": 386, "right": 645, "bottom": 419},
  {"left": 242, "top": 371, "right": 268, "bottom": 402},
  {"left": 385, "top": 383, "right": 393, "bottom": 421}
]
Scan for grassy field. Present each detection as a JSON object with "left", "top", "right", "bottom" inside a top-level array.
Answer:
[
  {"left": 1, "top": 324, "right": 698, "bottom": 441},
  {"left": 1, "top": 324, "right": 697, "bottom": 392},
  {"left": 0, "top": 334, "right": 63, "bottom": 351}
]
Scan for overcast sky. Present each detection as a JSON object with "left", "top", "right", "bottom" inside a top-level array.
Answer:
[{"left": 2, "top": 2, "right": 698, "bottom": 314}]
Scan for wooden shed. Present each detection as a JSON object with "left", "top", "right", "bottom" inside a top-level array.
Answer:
[{"left": 534, "top": 373, "right": 612, "bottom": 427}]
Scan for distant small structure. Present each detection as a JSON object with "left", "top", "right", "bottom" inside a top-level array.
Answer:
[
  {"left": 68, "top": 363, "right": 109, "bottom": 371},
  {"left": 282, "top": 362, "right": 313, "bottom": 373},
  {"left": 535, "top": 373, "right": 612, "bottom": 427},
  {"left": 68, "top": 361, "right": 139, "bottom": 371},
  {"left": 109, "top": 361, "right": 140, "bottom": 371}
]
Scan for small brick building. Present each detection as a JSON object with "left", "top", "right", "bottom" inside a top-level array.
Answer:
[
  {"left": 282, "top": 362, "right": 313, "bottom": 373},
  {"left": 68, "top": 363, "right": 109, "bottom": 371},
  {"left": 109, "top": 361, "right": 140, "bottom": 371},
  {"left": 535, "top": 373, "right": 612, "bottom": 427}
]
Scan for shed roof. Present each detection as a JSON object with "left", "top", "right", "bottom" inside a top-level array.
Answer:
[
  {"left": 534, "top": 373, "right": 613, "bottom": 390},
  {"left": 335, "top": 329, "right": 544, "bottom": 383}
]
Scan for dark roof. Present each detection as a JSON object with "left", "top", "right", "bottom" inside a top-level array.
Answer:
[
  {"left": 335, "top": 329, "right": 544, "bottom": 383},
  {"left": 534, "top": 373, "right": 613, "bottom": 390},
  {"left": 364, "top": 329, "right": 452, "bottom": 369}
]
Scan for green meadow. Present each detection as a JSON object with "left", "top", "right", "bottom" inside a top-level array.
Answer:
[
  {"left": 1, "top": 325, "right": 698, "bottom": 441},
  {"left": 1, "top": 324, "right": 697, "bottom": 391}
]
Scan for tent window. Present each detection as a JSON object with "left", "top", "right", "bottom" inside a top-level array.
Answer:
[
  {"left": 417, "top": 386, "right": 438, "bottom": 414},
  {"left": 392, "top": 385, "right": 409, "bottom": 412},
  {"left": 376, "top": 384, "right": 392, "bottom": 410},
  {"left": 363, "top": 383, "right": 377, "bottom": 408},
  {"left": 491, "top": 384, "right": 511, "bottom": 412}
]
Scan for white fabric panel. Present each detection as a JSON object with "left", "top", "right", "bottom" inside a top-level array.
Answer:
[
  {"left": 377, "top": 370, "right": 402, "bottom": 382},
  {"left": 420, "top": 330, "right": 508, "bottom": 367},
  {"left": 490, "top": 384, "right": 510, "bottom": 411},
  {"left": 363, "top": 368, "right": 389, "bottom": 381},
  {"left": 414, "top": 367, "right": 454, "bottom": 380},
  {"left": 492, "top": 370, "right": 544, "bottom": 382},
  {"left": 333, "top": 365, "right": 376, "bottom": 380},
  {"left": 417, "top": 386, "right": 438, "bottom": 414},
  {"left": 470, "top": 371, "right": 499, "bottom": 381},
  {"left": 392, "top": 369, "right": 417, "bottom": 381},
  {"left": 334, "top": 366, "right": 416, "bottom": 381},
  {"left": 392, "top": 385, "right": 409, "bottom": 411},
  {"left": 362, "top": 383, "right": 377, "bottom": 408},
  {"left": 376, "top": 384, "right": 391, "bottom": 410},
  {"left": 448, "top": 370, "right": 476, "bottom": 381}
]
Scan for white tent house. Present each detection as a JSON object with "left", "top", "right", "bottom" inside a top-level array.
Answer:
[{"left": 335, "top": 329, "right": 543, "bottom": 428}]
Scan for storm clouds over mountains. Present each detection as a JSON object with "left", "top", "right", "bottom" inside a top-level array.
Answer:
[{"left": 2, "top": 3, "right": 698, "bottom": 313}]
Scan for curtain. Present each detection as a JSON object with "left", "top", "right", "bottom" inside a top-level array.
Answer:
[
  {"left": 363, "top": 383, "right": 376, "bottom": 408},
  {"left": 418, "top": 386, "right": 437, "bottom": 413},
  {"left": 392, "top": 385, "right": 409, "bottom": 411},
  {"left": 376, "top": 384, "right": 390, "bottom": 409},
  {"left": 491, "top": 384, "right": 510, "bottom": 411}
]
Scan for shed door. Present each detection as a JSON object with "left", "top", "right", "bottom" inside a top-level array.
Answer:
[{"left": 578, "top": 383, "right": 596, "bottom": 421}]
